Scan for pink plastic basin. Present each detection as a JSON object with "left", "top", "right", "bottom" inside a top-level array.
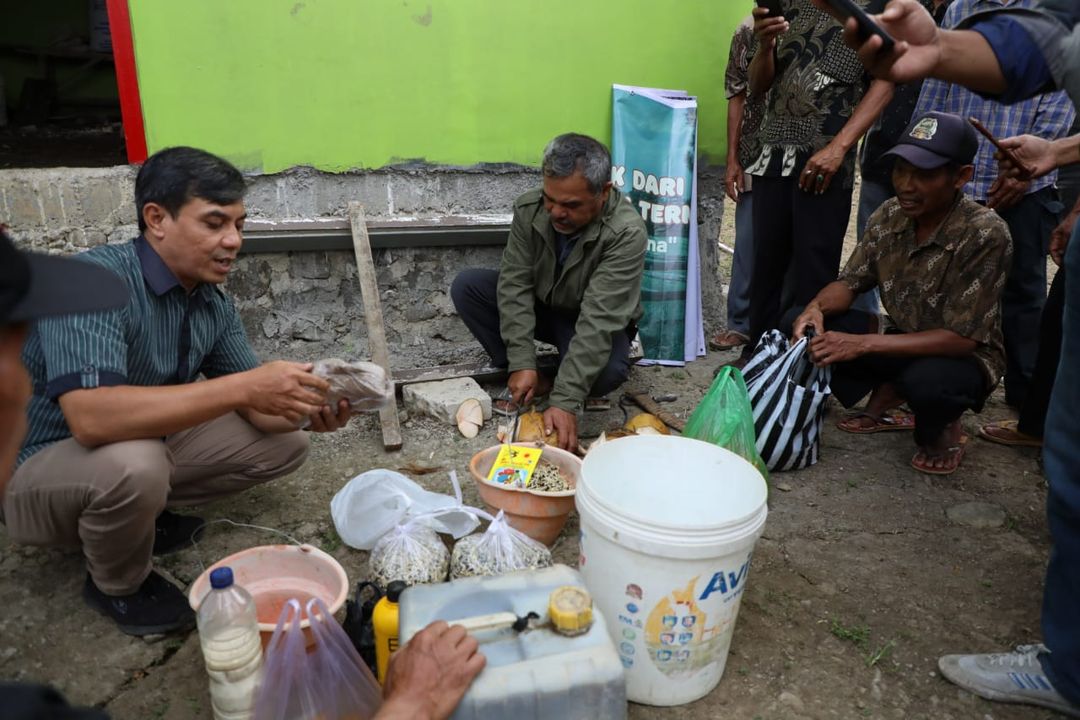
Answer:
[{"left": 188, "top": 544, "right": 349, "bottom": 648}]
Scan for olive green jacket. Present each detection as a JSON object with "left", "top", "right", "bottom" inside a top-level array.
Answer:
[{"left": 498, "top": 187, "right": 647, "bottom": 413}]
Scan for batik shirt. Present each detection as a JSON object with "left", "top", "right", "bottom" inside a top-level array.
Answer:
[
  {"left": 839, "top": 196, "right": 1012, "bottom": 385},
  {"left": 725, "top": 15, "right": 766, "bottom": 170},
  {"left": 745, "top": 0, "right": 885, "bottom": 188}
]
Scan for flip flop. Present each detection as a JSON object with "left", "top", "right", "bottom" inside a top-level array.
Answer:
[
  {"left": 837, "top": 409, "right": 916, "bottom": 434},
  {"left": 708, "top": 330, "right": 750, "bottom": 351},
  {"left": 910, "top": 434, "right": 968, "bottom": 476},
  {"left": 977, "top": 419, "right": 1042, "bottom": 448}
]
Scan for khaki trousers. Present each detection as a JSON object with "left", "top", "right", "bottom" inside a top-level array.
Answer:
[{"left": 1, "top": 412, "right": 309, "bottom": 595}]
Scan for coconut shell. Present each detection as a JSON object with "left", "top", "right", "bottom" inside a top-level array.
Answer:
[
  {"left": 456, "top": 398, "right": 484, "bottom": 438},
  {"left": 514, "top": 410, "right": 559, "bottom": 445},
  {"left": 604, "top": 427, "right": 636, "bottom": 440},
  {"left": 623, "top": 413, "right": 670, "bottom": 435},
  {"left": 586, "top": 427, "right": 635, "bottom": 453}
]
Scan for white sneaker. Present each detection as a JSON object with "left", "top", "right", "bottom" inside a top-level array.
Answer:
[{"left": 938, "top": 644, "right": 1080, "bottom": 718}]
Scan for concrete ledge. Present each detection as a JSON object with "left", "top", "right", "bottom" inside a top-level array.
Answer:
[{"left": 0, "top": 163, "right": 726, "bottom": 370}]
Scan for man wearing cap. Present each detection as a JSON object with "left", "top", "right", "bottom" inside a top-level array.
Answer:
[
  {"left": 788, "top": 111, "right": 1011, "bottom": 475},
  {"left": 2, "top": 147, "right": 358, "bottom": 637}
]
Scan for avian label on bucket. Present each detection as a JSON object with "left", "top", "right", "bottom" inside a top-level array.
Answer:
[{"left": 640, "top": 557, "right": 752, "bottom": 678}]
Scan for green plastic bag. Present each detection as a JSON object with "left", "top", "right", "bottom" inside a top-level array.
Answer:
[{"left": 684, "top": 366, "right": 769, "bottom": 481}]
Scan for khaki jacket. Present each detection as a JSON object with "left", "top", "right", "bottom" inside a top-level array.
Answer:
[{"left": 497, "top": 187, "right": 647, "bottom": 412}]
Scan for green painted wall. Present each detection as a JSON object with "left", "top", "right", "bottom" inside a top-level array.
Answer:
[{"left": 129, "top": 1, "right": 748, "bottom": 173}]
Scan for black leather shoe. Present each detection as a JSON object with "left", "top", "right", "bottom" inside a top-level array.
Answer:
[
  {"left": 152, "top": 510, "right": 205, "bottom": 555},
  {"left": 82, "top": 571, "right": 196, "bottom": 636}
]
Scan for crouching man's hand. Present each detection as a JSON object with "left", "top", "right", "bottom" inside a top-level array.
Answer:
[
  {"left": 808, "top": 331, "right": 871, "bottom": 367},
  {"left": 378, "top": 621, "right": 486, "bottom": 720},
  {"left": 243, "top": 361, "right": 329, "bottom": 425},
  {"left": 306, "top": 398, "right": 353, "bottom": 432},
  {"left": 544, "top": 406, "right": 578, "bottom": 453},
  {"left": 792, "top": 305, "right": 825, "bottom": 341}
]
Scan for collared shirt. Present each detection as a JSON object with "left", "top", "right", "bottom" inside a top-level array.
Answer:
[
  {"left": 744, "top": 0, "right": 885, "bottom": 187},
  {"left": 839, "top": 195, "right": 1012, "bottom": 385},
  {"left": 913, "top": 0, "right": 1075, "bottom": 201},
  {"left": 725, "top": 15, "right": 766, "bottom": 172},
  {"left": 18, "top": 237, "right": 259, "bottom": 465},
  {"left": 554, "top": 231, "right": 580, "bottom": 275}
]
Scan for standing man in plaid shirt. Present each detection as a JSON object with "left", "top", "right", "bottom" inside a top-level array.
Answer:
[{"left": 911, "top": 0, "right": 1075, "bottom": 409}]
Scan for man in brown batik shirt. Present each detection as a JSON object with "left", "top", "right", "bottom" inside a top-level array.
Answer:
[{"left": 787, "top": 111, "right": 1011, "bottom": 476}]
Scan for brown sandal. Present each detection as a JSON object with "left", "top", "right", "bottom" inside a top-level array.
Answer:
[
  {"left": 977, "top": 419, "right": 1042, "bottom": 448},
  {"left": 910, "top": 435, "right": 968, "bottom": 476},
  {"left": 837, "top": 409, "right": 916, "bottom": 434},
  {"left": 708, "top": 330, "right": 750, "bottom": 351}
]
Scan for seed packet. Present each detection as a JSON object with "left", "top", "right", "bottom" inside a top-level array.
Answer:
[{"left": 486, "top": 444, "right": 542, "bottom": 488}]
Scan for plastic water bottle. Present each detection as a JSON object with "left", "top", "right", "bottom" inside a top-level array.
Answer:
[{"left": 197, "top": 567, "right": 264, "bottom": 720}]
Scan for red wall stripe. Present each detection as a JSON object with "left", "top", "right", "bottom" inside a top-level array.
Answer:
[{"left": 106, "top": 0, "right": 147, "bottom": 163}]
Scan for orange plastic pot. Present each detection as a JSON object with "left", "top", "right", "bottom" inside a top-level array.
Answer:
[
  {"left": 468, "top": 444, "right": 581, "bottom": 546},
  {"left": 188, "top": 544, "right": 349, "bottom": 650}
]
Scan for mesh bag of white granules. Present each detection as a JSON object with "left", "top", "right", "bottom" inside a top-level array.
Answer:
[
  {"left": 450, "top": 510, "right": 552, "bottom": 580},
  {"left": 368, "top": 518, "right": 449, "bottom": 588}
]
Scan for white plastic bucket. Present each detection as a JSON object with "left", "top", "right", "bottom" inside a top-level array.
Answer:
[{"left": 576, "top": 435, "right": 768, "bottom": 706}]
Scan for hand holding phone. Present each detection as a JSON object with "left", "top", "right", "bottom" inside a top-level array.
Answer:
[
  {"left": 822, "top": 0, "right": 895, "bottom": 53},
  {"left": 756, "top": 0, "right": 784, "bottom": 17},
  {"left": 754, "top": 0, "right": 790, "bottom": 47},
  {"left": 968, "top": 117, "right": 1036, "bottom": 181}
]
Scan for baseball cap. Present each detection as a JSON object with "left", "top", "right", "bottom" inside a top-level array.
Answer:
[
  {"left": 883, "top": 111, "right": 979, "bottom": 170},
  {"left": 0, "top": 227, "right": 128, "bottom": 326}
]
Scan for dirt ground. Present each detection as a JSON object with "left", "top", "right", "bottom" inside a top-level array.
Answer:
[{"left": 0, "top": 193, "right": 1065, "bottom": 719}]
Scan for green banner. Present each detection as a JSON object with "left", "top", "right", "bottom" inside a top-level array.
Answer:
[{"left": 611, "top": 85, "right": 701, "bottom": 364}]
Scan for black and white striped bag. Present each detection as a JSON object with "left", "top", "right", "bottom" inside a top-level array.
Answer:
[{"left": 742, "top": 330, "right": 832, "bottom": 471}]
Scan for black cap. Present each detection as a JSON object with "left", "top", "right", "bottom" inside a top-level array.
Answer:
[
  {"left": 883, "top": 111, "right": 979, "bottom": 170},
  {"left": 1, "top": 227, "right": 128, "bottom": 326},
  {"left": 386, "top": 580, "right": 407, "bottom": 602}
]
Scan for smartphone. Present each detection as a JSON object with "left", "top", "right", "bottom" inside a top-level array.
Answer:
[
  {"left": 756, "top": 0, "right": 784, "bottom": 17},
  {"left": 968, "top": 117, "right": 1036, "bottom": 180},
  {"left": 823, "top": 0, "right": 895, "bottom": 53}
]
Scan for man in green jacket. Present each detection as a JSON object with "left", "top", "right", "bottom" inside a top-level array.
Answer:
[{"left": 451, "top": 133, "right": 647, "bottom": 451}]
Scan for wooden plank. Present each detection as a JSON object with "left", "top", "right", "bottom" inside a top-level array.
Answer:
[
  {"left": 622, "top": 390, "right": 687, "bottom": 433},
  {"left": 349, "top": 202, "right": 403, "bottom": 451},
  {"left": 392, "top": 355, "right": 567, "bottom": 389},
  {"left": 393, "top": 361, "right": 507, "bottom": 387}
]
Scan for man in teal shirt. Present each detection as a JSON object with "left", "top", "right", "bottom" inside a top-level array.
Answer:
[{"left": 5, "top": 147, "right": 354, "bottom": 637}]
